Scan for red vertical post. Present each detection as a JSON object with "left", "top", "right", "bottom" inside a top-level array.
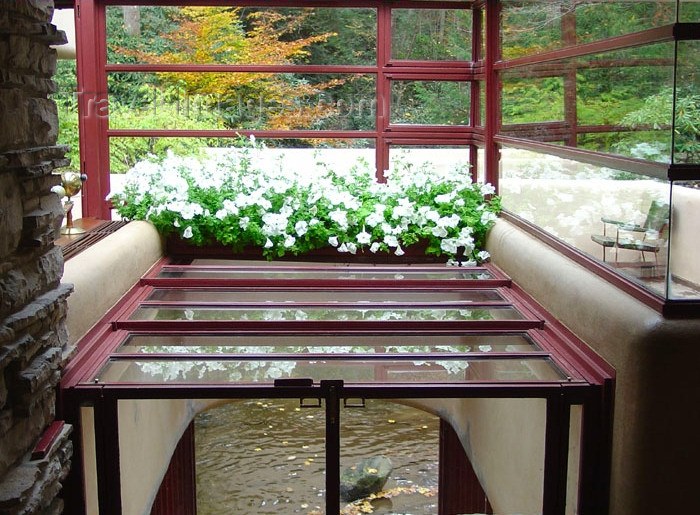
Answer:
[
  {"left": 484, "top": 0, "right": 501, "bottom": 191},
  {"left": 470, "top": 5, "right": 483, "bottom": 182},
  {"left": 375, "top": 3, "right": 391, "bottom": 182},
  {"left": 75, "top": 0, "right": 111, "bottom": 219},
  {"left": 562, "top": 6, "right": 578, "bottom": 148}
]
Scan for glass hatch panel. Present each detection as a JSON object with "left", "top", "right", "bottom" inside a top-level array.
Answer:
[
  {"left": 155, "top": 266, "right": 496, "bottom": 281},
  {"left": 95, "top": 357, "right": 567, "bottom": 384},
  {"left": 128, "top": 305, "right": 524, "bottom": 322},
  {"left": 116, "top": 333, "right": 541, "bottom": 354},
  {"left": 144, "top": 288, "right": 506, "bottom": 303}
]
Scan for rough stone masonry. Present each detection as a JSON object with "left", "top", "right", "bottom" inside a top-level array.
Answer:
[{"left": 0, "top": 1, "right": 75, "bottom": 513}]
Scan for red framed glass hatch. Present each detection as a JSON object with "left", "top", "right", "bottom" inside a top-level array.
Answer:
[{"left": 60, "top": 258, "right": 614, "bottom": 515}]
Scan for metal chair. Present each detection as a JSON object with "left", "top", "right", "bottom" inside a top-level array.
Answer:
[{"left": 590, "top": 200, "right": 669, "bottom": 265}]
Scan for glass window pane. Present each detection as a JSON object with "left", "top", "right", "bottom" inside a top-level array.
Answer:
[
  {"left": 501, "top": 1, "right": 676, "bottom": 60},
  {"left": 117, "top": 333, "right": 541, "bottom": 354},
  {"left": 144, "top": 288, "right": 505, "bottom": 303},
  {"left": 674, "top": 40, "right": 700, "bottom": 165},
  {"left": 106, "top": 6, "right": 377, "bottom": 66},
  {"left": 108, "top": 72, "right": 376, "bottom": 132},
  {"left": 501, "top": 1, "right": 565, "bottom": 60},
  {"left": 391, "top": 8, "right": 472, "bottom": 61},
  {"left": 128, "top": 306, "right": 524, "bottom": 322},
  {"left": 389, "top": 146, "right": 472, "bottom": 177},
  {"left": 501, "top": 76, "right": 565, "bottom": 125},
  {"left": 576, "top": 44, "right": 675, "bottom": 162},
  {"left": 680, "top": 1, "right": 700, "bottom": 21},
  {"left": 107, "top": 138, "right": 376, "bottom": 187},
  {"left": 339, "top": 400, "right": 439, "bottom": 513},
  {"left": 574, "top": 1, "right": 676, "bottom": 44},
  {"left": 668, "top": 181, "right": 700, "bottom": 300},
  {"left": 499, "top": 146, "right": 671, "bottom": 297},
  {"left": 95, "top": 357, "right": 566, "bottom": 384},
  {"left": 156, "top": 266, "right": 496, "bottom": 281},
  {"left": 391, "top": 81, "right": 470, "bottom": 125},
  {"left": 196, "top": 399, "right": 326, "bottom": 514}
]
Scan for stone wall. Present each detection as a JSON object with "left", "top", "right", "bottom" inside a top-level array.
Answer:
[{"left": 0, "top": 1, "right": 74, "bottom": 513}]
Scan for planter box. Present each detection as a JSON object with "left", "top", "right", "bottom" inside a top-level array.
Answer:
[{"left": 166, "top": 237, "right": 445, "bottom": 264}]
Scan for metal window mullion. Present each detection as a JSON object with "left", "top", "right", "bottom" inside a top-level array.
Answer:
[
  {"left": 94, "top": 390, "right": 122, "bottom": 515},
  {"left": 543, "top": 390, "right": 570, "bottom": 515}
]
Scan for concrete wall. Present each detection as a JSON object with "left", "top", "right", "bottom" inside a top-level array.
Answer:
[
  {"left": 62, "top": 221, "right": 163, "bottom": 347},
  {"left": 486, "top": 219, "right": 700, "bottom": 514}
]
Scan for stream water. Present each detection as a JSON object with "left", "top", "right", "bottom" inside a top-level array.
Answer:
[{"left": 195, "top": 398, "right": 440, "bottom": 514}]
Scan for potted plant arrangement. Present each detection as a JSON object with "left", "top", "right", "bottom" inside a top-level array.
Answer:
[{"left": 109, "top": 136, "right": 500, "bottom": 264}]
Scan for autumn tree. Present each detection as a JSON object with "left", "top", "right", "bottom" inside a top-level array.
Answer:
[{"left": 115, "top": 7, "right": 342, "bottom": 131}]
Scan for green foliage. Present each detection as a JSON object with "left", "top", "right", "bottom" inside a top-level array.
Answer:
[
  {"left": 111, "top": 137, "right": 500, "bottom": 263},
  {"left": 620, "top": 88, "right": 700, "bottom": 163}
]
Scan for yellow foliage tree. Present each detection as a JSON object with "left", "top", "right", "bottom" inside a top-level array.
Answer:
[{"left": 120, "top": 7, "right": 341, "bottom": 131}]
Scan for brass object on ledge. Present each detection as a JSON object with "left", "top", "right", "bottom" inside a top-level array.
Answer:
[{"left": 53, "top": 170, "right": 87, "bottom": 235}]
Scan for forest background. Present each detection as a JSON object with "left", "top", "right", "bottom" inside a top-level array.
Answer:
[{"left": 53, "top": 2, "right": 699, "bottom": 174}]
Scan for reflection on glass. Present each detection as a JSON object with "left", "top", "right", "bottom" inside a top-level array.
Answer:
[
  {"left": 391, "top": 8, "right": 472, "bottom": 61},
  {"left": 157, "top": 266, "right": 494, "bottom": 281},
  {"left": 501, "top": 1, "right": 676, "bottom": 59},
  {"left": 574, "top": 1, "right": 675, "bottom": 44},
  {"left": 117, "top": 333, "right": 540, "bottom": 354},
  {"left": 388, "top": 147, "right": 471, "bottom": 178},
  {"left": 668, "top": 181, "right": 700, "bottom": 300},
  {"left": 391, "top": 81, "right": 470, "bottom": 126},
  {"left": 501, "top": 76, "right": 564, "bottom": 125},
  {"left": 109, "top": 143, "right": 376, "bottom": 188},
  {"left": 576, "top": 44, "right": 675, "bottom": 162},
  {"left": 145, "top": 288, "right": 505, "bottom": 303},
  {"left": 499, "top": 146, "right": 671, "bottom": 297},
  {"left": 95, "top": 357, "right": 566, "bottom": 384},
  {"left": 129, "top": 306, "right": 523, "bottom": 322}
]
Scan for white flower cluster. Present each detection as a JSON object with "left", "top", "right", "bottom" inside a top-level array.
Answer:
[{"left": 111, "top": 137, "right": 500, "bottom": 262}]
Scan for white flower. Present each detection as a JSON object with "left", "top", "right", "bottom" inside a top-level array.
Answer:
[
  {"left": 182, "top": 226, "right": 193, "bottom": 239},
  {"left": 346, "top": 242, "right": 358, "bottom": 255},
  {"left": 481, "top": 211, "right": 498, "bottom": 225},
  {"left": 426, "top": 209, "right": 440, "bottom": 223},
  {"left": 180, "top": 202, "right": 203, "bottom": 220},
  {"left": 283, "top": 234, "right": 296, "bottom": 248},
  {"left": 239, "top": 216, "right": 250, "bottom": 230},
  {"left": 330, "top": 209, "right": 349, "bottom": 230},
  {"left": 438, "top": 214, "right": 461, "bottom": 229},
  {"left": 395, "top": 245, "right": 405, "bottom": 256},
  {"left": 356, "top": 229, "right": 372, "bottom": 245},
  {"left": 369, "top": 242, "right": 381, "bottom": 253},
  {"left": 477, "top": 250, "right": 491, "bottom": 262},
  {"left": 440, "top": 238, "right": 458, "bottom": 254},
  {"left": 328, "top": 236, "right": 339, "bottom": 247},
  {"left": 262, "top": 212, "right": 289, "bottom": 237},
  {"left": 215, "top": 209, "right": 227, "bottom": 220},
  {"left": 294, "top": 221, "right": 308, "bottom": 236},
  {"left": 431, "top": 225, "right": 448, "bottom": 238},
  {"left": 338, "top": 243, "right": 349, "bottom": 253},
  {"left": 384, "top": 235, "right": 399, "bottom": 248},
  {"left": 173, "top": 219, "right": 181, "bottom": 228},
  {"left": 435, "top": 191, "right": 456, "bottom": 204},
  {"left": 480, "top": 183, "right": 496, "bottom": 196},
  {"left": 264, "top": 238, "right": 273, "bottom": 248}
]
